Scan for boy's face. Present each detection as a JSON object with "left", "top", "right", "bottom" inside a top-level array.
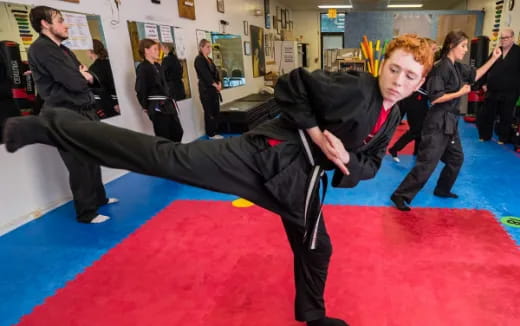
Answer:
[
  {"left": 378, "top": 49, "right": 425, "bottom": 107},
  {"left": 45, "top": 12, "right": 69, "bottom": 41}
]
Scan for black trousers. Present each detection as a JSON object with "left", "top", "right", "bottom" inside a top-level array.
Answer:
[
  {"left": 149, "top": 110, "right": 183, "bottom": 142},
  {"left": 389, "top": 130, "right": 421, "bottom": 155},
  {"left": 47, "top": 108, "right": 107, "bottom": 222},
  {"left": 391, "top": 95, "right": 428, "bottom": 155},
  {"left": 478, "top": 93, "right": 517, "bottom": 142},
  {"left": 392, "top": 115, "right": 463, "bottom": 203},
  {"left": 200, "top": 89, "right": 220, "bottom": 137},
  {"left": 40, "top": 108, "right": 331, "bottom": 322}
]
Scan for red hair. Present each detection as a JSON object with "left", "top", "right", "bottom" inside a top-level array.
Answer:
[{"left": 385, "top": 34, "right": 434, "bottom": 76}]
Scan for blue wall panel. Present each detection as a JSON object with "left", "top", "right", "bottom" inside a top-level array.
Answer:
[{"left": 344, "top": 10, "right": 484, "bottom": 48}]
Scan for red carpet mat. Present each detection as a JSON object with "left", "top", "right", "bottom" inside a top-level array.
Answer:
[
  {"left": 387, "top": 121, "right": 415, "bottom": 155},
  {"left": 18, "top": 201, "right": 520, "bottom": 326}
]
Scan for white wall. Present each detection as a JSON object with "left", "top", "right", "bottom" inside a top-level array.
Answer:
[
  {"left": 0, "top": 0, "right": 291, "bottom": 234},
  {"left": 292, "top": 10, "right": 321, "bottom": 71},
  {"left": 468, "top": 0, "right": 520, "bottom": 43}
]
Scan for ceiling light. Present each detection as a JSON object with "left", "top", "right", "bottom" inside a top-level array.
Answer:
[
  {"left": 318, "top": 5, "right": 353, "bottom": 9},
  {"left": 387, "top": 4, "right": 424, "bottom": 8}
]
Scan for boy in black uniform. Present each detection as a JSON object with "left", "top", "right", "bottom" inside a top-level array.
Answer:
[
  {"left": 4, "top": 35, "right": 433, "bottom": 325},
  {"left": 27, "top": 6, "right": 116, "bottom": 223}
]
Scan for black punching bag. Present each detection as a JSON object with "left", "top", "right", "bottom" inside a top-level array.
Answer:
[
  {"left": 465, "top": 36, "right": 489, "bottom": 123},
  {"left": 0, "top": 41, "right": 35, "bottom": 115}
]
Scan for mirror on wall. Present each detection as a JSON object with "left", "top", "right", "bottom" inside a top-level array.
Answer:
[
  {"left": 0, "top": 2, "right": 120, "bottom": 144},
  {"left": 211, "top": 33, "right": 246, "bottom": 88},
  {"left": 127, "top": 21, "right": 191, "bottom": 101},
  {"left": 196, "top": 30, "right": 246, "bottom": 89}
]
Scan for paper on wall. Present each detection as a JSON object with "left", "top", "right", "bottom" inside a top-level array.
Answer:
[
  {"left": 173, "top": 27, "right": 187, "bottom": 59},
  {"left": 62, "top": 12, "right": 93, "bottom": 50},
  {"left": 160, "top": 25, "right": 173, "bottom": 43},
  {"left": 144, "top": 23, "right": 159, "bottom": 40}
]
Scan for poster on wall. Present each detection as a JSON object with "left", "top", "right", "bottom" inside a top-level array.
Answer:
[
  {"left": 173, "top": 27, "right": 187, "bottom": 59},
  {"left": 178, "top": 0, "right": 196, "bottom": 20},
  {"left": 127, "top": 21, "right": 192, "bottom": 100},
  {"left": 62, "top": 12, "right": 93, "bottom": 50},
  {"left": 160, "top": 25, "right": 174, "bottom": 43},
  {"left": 250, "top": 25, "right": 266, "bottom": 77},
  {"left": 393, "top": 14, "right": 433, "bottom": 38},
  {"left": 216, "top": 0, "right": 224, "bottom": 13},
  {"left": 1, "top": 2, "right": 37, "bottom": 55},
  {"left": 144, "top": 23, "right": 160, "bottom": 40}
]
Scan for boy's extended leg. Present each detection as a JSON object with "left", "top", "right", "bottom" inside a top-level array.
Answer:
[{"left": 4, "top": 108, "right": 283, "bottom": 213}]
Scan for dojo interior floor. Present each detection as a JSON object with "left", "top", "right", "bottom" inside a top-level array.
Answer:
[{"left": 1, "top": 120, "right": 519, "bottom": 326}]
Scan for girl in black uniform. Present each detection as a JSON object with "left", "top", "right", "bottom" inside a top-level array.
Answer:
[
  {"left": 88, "top": 39, "right": 119, "bottom": 118},
  {"left": 5, "top": 35, "right": 433, "bottom": 326},
  {"left": 135, "top": 39, "right": 183, "bottom": 142},
  {"left": 391, "top": 30, "right": 501, "bottom": 211},
  {"left": 194, "top": 39, "right": 223, "bottom": 139}
]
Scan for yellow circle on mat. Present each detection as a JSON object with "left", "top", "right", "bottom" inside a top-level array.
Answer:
[{"left": 232, "top": 198, "right": 255, "bottom": 207}]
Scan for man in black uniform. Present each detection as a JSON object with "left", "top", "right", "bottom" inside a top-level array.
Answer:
[
  {"left": 4, "top": 35, "right": 433, "bottom": 325},
  {"left": 478, "top": 28, "right": 520, "bottom": 143},
  {"left": 27, "top": 6, "right": 116, "bottom": 223}
]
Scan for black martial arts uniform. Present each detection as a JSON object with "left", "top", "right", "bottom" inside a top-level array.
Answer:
[
  {"left": 477, "top": 44, "right": 520, "bottom": 142},
  {"left": 89, "top": 58, "right": 119, "bottom": 118},
  {"left": 194, "top": 54, "right": 221, "bottom": 137},
  {"left": 135, "top": 60, "right": 183, "bottom": 142},
  {"left": 392, "top": 57, "right": 476, "bottom": 202},
  {"left": 9, "top": 68, "right": 400, "bottom": 323},
  {"left": 162, "top": 51, "right": 186, "bottom": 101},
  {"left": 28, "top": 34, "right": 108, "bottom": 223},
  {"left": 389, "top": 87, "right": 429, "bottom": 155}
]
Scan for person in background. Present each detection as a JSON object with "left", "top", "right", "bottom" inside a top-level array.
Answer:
[
  {"left": 391, "top": 30, "right": 501, "bottom": 211},
  {"left": 135, "top": 38, "right": 183, "bottom": 142},
  {"left": 478, "top": 28, "right": 520, "bottom": 144},
  {"left": 87, "top": 39, "right": 119, "bottom": 118},
  {"left": 194, "top": 39, "right": 223, "bottom": 140},
  {"left": 161, "top": 43, "right": 186, "bottom": 101},
  {"left": 26, "top": 5, "right": 117, "bottom": 224},
  {"left": 389, "top": 39, "right": 438, "bottom": 162}
]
